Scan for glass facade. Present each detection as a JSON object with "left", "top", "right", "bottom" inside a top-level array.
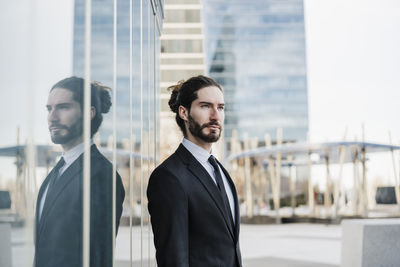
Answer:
[
  {"left": 202, "top": 0, "right": 309, "bottom": 143},
  {"left": 0, "top": 0, "right": 163, "bottom": 266}
]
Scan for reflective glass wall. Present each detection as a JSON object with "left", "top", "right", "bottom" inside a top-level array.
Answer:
[{"left": 0, "top": 0, "right": 163, "bottom": 266}]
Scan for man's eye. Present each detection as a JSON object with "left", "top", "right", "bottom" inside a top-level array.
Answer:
[
  {"left": 201, "top": 105, "right": 210, "bottom": 108},
  {"left": 218, "top": 106, "right": 224, "bottom": 111}
]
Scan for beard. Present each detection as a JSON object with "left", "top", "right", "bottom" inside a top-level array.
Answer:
[
  {"left": 49, "top": 117, "right": 83, "bottom": 145},
  {"left": 188, "top": 114, "right": 222, "bottom": 143}
]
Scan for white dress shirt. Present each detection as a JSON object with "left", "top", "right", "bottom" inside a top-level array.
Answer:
[{"left": 182, "top": 138, "right": 235, "bottom": 223}]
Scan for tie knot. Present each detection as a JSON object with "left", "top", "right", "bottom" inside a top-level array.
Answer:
[
  {"left": 208, "top": 155, "right": 218, "bottom": 168},
  {"left": 55, "top": 157, "right": 65, "bottom": 170}
]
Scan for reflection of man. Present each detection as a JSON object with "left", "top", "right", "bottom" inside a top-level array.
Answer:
[
  {"left": 147, "top": 76, "right": 242, "bottom": 267},
  {"left": 35, "top": 77, "right": 125, "bottom": 267}
]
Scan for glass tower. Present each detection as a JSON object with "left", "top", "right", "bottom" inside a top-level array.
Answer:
[{"left": 202, "top": 0, "right": 309, "bottom": 143}]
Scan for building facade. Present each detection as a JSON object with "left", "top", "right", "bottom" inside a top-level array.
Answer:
[
  {"left": 159, "top": 0, "right": 206, "bottom": 160},
  {"left": 202, "top": 0, "right": 309, "bottom": 144}
]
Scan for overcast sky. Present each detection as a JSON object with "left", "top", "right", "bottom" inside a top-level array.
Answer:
[
  {"left": 305, "top": 0, "right": 400, "bottom": 143},
  {"left": 0, "top": 0, "right": 400, "bottom": 184}
]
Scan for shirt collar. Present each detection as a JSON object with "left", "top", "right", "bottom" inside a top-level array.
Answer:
[
  {"left": 182, "top": 138, "right": 211, "bottom": 164},
  {"left": 61, "top": 139, "right": 93, "bottom": 166}
]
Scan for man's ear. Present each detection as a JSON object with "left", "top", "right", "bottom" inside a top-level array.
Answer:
[
  {"left": 90, "top": 106, "right": 96, "bottom": 120},
  {"left": 178, "top": 105, "right": 188, "bottom": 122}
]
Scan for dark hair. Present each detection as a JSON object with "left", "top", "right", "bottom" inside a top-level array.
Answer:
[
  {"left": 168, "top": 75, "right": 222, "bottom": 136},
  {"left": 51, "top": 76, "right": 112, "bottom": 137}
]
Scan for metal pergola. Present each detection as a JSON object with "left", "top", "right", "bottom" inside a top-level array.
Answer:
[{"left": 228, "top": 140, "right": 400, "bottom": 222}]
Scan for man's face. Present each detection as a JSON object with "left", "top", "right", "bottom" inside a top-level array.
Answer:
[
  {"left": 186, "top": 86, "right": 225, "bottom": 144},
  {"left": 46, "top": 88, "right": 83, "bottom": 145}
]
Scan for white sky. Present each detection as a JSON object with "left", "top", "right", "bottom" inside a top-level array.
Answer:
[
  {"left": 305, "top": 0, "right": 400, "bottom": 143},
  {"left": 0, "top": 0, "right": 73, "bottom": 147},
  {"left": 1, "top": 0, "right": 400, "bottom": 186}
]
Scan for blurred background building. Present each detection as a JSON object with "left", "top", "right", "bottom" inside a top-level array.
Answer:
[{"left": 203, "top": 0, "right": 309, "bottom": 144}]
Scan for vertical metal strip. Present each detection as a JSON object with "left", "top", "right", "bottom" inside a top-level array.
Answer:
[
  {"left": 112, "top": 0, "right": 118, "bottom": 265},
  {"left": 153, "top": 12, "right": 157, "bottom": 169},
  {"left": 83, "top": 0, "right": 92, "bottom": 266},
  {"left": 147, "top": 2, "right": 151, "bottom": 266},
  {"left": 26, "top": 0, "right": 37, "bottom": 264},
  {"left": 140, "top": 0, "right": 144, "bottom": 266},
  {"left": 129, "top": 0, "right": 134, "bottom": 266}
]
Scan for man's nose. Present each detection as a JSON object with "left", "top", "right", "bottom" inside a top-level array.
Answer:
[
  {"left": 48, "top": 109, "right": 58, "bottom": 122},
  {"left": 210, "top": 107, "right": 221, "bottom": 121}
]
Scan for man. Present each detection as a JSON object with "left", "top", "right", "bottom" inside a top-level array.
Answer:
[
  {"left": 147, "top": 75, "right": 242, "bottom": 267},
  {"left": 35, "top": 77, "right": 125, "bottom": 267}
]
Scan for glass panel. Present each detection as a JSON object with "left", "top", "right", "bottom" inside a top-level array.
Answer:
[{"left": 1, "top": 0, "right": 162, "bottom": 266}]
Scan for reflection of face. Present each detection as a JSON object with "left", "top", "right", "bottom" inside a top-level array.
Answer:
[
  {"left": 187, "top": 86, "right": 224, "bottom": 144},
  {"left": 46, "top": 88, "right": 83, "bottom": 146}
]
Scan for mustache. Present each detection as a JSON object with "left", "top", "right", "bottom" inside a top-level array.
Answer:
[{"left": 200, "top": 121, "right": 221, "bottom": 129}]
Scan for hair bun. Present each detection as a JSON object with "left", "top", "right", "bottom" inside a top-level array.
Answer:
[
  {"left": 92, "top": 81, "right": 112, "bottom": 114},
  {"left": 167, "top": 80, "right": 185, "bottom": 113}
]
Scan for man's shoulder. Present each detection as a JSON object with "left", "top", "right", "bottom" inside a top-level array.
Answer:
[
  {"left": 151, "top": 146, "right": 190, "bottom": 178},
  {"left": 156, "top": 149, "right": 184, "bottom": 171},
  {"left": 147, "top": 149, "right": 189, "bottom": 196},
  {"left": 89, "top": 146, "right": 115, "bottom": 177}
]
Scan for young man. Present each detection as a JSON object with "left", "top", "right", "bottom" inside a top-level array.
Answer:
[
  {"left": 35, "top": 77, "right": 125, "bottom": 267},
  {"left": 147, "top": 75, "right": 242, "bottom": 267}
]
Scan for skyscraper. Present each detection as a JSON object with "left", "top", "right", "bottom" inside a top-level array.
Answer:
[{"left": 202, "top": 0, "right": 309, "bottom": 143}]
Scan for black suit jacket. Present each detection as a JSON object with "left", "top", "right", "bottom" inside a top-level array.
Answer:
[
  {"left": 147, "top": 144, "right": 242, "bottom": 267},
  {"left": 35, "top": 145, "right": 125, "bottom": 267}
]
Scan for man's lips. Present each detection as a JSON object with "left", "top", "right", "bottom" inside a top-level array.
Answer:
[
  {"left": 205, "top": 123, "right": 221, "bottom": 131},
  {"left": 208, "top": 125, "right": 220, "bottom": 130},
  {"left": 49, "top": 126, "right": 66, "bottom": 131}
]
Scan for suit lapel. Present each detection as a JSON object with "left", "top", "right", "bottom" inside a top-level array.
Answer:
[
  {"left": 38, "top": 155, "right": 83, "bottom": 238},
  {"left": 176, "top": 145, "right": 235, "bottom": 241},
  {"left": 35, "top": 170, "right": 53, "bottom": 241},
  {"left": 218, "top": 161, "right": 240, "bottom": 242}
]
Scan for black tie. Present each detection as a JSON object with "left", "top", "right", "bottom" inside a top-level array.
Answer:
[
  {"left": 208, "top": 155, "right": 234, "bottom": 226},
  {"left": 47, "top": 157, "right": 65, "bottom": 191}
]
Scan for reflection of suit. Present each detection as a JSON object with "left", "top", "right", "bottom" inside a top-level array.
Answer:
[
  {"left": 35, "top": 145, "right": 125, "bottom": 267},
  {"left": 147, "top": 144, "right": 242, "bottom": 267}
]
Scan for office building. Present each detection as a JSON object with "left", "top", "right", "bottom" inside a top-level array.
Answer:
[{"left": 202, "top": 0, "right": 309, "bottom": 143}]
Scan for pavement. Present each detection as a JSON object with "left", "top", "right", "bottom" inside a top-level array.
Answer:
[{"left": 10, "top": 223, "right": 341, "bottom": 267}]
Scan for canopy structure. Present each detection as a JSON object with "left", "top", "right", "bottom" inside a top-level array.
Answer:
[
  {"left": 228, "top": 140, "right": 400, "bottom": 222},
  {"left": 229, "top": 141, "right": 400, "bottom": 163},
  {"left": 0, "top": 144, "right": 144, "bottom": 167}
]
